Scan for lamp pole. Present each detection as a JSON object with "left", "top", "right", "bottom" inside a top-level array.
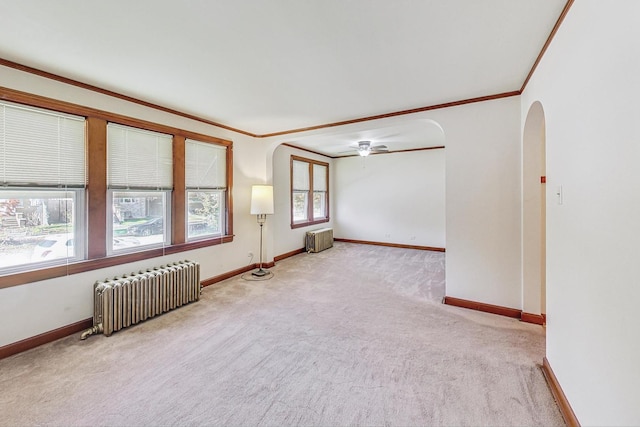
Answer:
[
  {"left": 253, "top": 214, "right": 268, "bottom": 277},
  {"left": 250, "top": 185, "right": 273, "bottom": 278}
]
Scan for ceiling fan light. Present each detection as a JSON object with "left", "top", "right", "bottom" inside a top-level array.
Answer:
[{"left": 358, "top": 149, "right": 369, "bottom": 157}]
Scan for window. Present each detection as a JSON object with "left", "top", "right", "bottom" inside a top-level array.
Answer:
[
  {"left": 0, "top": 88, "right": 234, "bottom": 288},
  {"left": 312, "top": 163, "right": 328, "bottom": 220},
  {"left": 107, "top": 123, "right": 172, "bottom": 253},
  {"left": 0, "top": 101, "right": 85, "bottom": 274},
  {"left": 291, "top": 155, "right": 329, "bottom": 228},
  {"left": 292, "top": 159, "right": 310, "bottom": 223},
  {"left": 185, "top": 139, "right": 227, "bottom": 240}
]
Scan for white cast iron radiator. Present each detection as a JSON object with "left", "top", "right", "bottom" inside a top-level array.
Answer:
[
  {"left": 306, "top": 228, "right": 334, "bottom": 253},
  {"left": 81, "top": 260, "right": 200, "bottom": 339}
]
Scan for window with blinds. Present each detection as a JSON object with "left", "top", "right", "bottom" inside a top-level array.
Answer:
[
  {"left": 107, "top": 123, "right": 173, "bottom": 190},
  {"left": 292, "top": 159, "right": 310, "bottom": 223},
  {"left": 185, "top": 139, "right": 227, "bottom": 240},
  {"left": 312, "top": 163, "right": 328, "bottom": 220},
  {"left": 0, "top": 101, "right": 86, "bottom": 273},
  {"left": 107, "top": 123, "right": 172, "bottom": 252},
  {"left": 0, "top": 92, "right": 235, "bottom": 282},
  {"left": 0, "top": 101, "right": 86, "bottom": 187},
  {"left": 291, "top": 155, "right": 329, "bottom": 227}
]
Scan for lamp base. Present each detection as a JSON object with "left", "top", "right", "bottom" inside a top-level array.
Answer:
[{"left": 252, "top": 268, "right": 270, "bottom": 277}]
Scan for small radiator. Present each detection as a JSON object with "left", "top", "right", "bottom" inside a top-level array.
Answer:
[
  {"left": 306, "top": 228, "right": 334, "bottom": 253},
  {"left": 81, "top": 260, "right": 200, "bottom": 339}
]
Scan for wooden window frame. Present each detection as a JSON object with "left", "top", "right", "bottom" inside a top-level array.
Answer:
[
  {"left": 290, "top": 155, "right": 329, "bottom": 229},
  {"left": 184, "top": 139, "right": 229, "bottom": 242},
  {"left": 0, "top": 87, "right": 233, "bottom": 289}
]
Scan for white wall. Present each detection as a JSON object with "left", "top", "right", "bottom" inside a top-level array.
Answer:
[
  {"left": 439, "top": 97, "right": 522, "bottom": 309},
  {"left": 333, "top": 149, "right": 445, "bottom": 248},
  {"left": 521, "top": 1, "right": 640, "bottom": 424},
  {"left": 0, "top": 65, "right": 268, "bottom": 347},
  {"left": 271, "top": 144, "right": 334, "bottom": 256}
]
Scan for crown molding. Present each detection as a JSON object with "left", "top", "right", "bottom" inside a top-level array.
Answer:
[
  {"left": 0, "top": 58, "right": 258, "bottom": 138},
  {"left": 520, "top": 0, "right": 575, "bottom": 92},
  {"left": 281, "top": 143, "right": 334, "bottom": 159},
  {"left": 282, "top": 143, "right": 446, "bottom": 159},
  {"left": 260, "top": 92, "right": 521, "bottom": 138}
]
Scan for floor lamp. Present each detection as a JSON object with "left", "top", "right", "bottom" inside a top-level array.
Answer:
[{"left": 250, "top": 185, "right": 274, "bottom": 277}]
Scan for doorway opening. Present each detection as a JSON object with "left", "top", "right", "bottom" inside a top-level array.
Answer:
[{"left": 522, "top": 101, "right": 546, "bottom": 322}]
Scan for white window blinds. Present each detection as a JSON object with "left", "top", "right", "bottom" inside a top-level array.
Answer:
[
  {"left": 185, "top": 139, "right": 226, "bottom": 189},
  {"left": 292, "top": 160, "right": 309, "bottom": 191},
  {"left": 0, "top": 101, "right": 86, "bottom": 187},
  {"left": 313, "top": 164, "right": 327, "bottom": 192},
  {"left": 107, "top": 123, "right": 173, "bottom": 190}
]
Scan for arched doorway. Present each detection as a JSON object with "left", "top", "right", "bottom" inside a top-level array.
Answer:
[{"left": 522, "top": 101, "right": 546, "bottom": 320}]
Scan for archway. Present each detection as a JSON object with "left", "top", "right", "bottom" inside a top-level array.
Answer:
[
  {"left": 264, "top": 119, "right": 446, "bottom": 287},
  {"left": 522, "top": 101, "right": 546, "bottom": 320}
]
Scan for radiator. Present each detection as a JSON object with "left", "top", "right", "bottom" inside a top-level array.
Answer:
[
  {"left": 81, "top": 260, "right": 200, "bottom": 339},
  {"left": 306, "top": 228, "right": 334, "bottom": 253}
]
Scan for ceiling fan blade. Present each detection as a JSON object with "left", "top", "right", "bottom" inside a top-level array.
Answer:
[
  {"left": 371, "top": 144, "right": 388, "bottom": 150},
  {"left": 337, "top": 140, "right": 390, "bottom": 156}
]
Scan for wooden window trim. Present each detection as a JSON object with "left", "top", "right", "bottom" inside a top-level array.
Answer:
[
  {"left": 172, "top": 135, "right": 187, "bottom": 244},
  {"left": 290, "top": 155, "right": 330, "bottom": 229},
  {"left": 86, "top": 117, "right": 108, "bottom": 258},
  {"left": 183, "top": 139, "right": 231, "bottom": 242},
  {"left": 0, "top": 86, "right": 234, "bottom": 290}
]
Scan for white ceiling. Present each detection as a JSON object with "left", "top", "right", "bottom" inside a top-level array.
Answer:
[
  {"left": 0, "top": 0, "right": 567, "bottom": 150},
  {"left": 285, "top": 120, "right": 446, "bottom": 157}
]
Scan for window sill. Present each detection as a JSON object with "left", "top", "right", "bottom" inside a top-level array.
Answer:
[
  {"left": 0, "top": 234, "right": 234, "bottom": 290},
  {"left": 290, "top": 218, "right": 330, "bottom": 229}
]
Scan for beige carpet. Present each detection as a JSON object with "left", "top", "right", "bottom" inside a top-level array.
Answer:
[{"left": 0, "top": 242, "right": 564, "bottom": 426}]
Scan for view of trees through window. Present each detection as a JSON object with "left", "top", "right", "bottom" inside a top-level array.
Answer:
[
  {"left": 187, "top": 191, "right": 224, "bottom": 239},
  {"left": 0, "top": 190, "right": 227, "bottom": 267},
  {"left": 292, "top": 191, "right": 324, "bottom": 222},
  {"left": 292, "top": 191, "right": 308, "bottom": 222},
  {"left": 0, "top": 193, "right": 77, "bottom": 271},
  {"left": 313, "top": 191, "right": 326, "bottom": 219}
]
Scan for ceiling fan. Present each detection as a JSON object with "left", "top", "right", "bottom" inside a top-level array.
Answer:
[{"left": 347, "top": 140, "right": 389, "bottom": 157}]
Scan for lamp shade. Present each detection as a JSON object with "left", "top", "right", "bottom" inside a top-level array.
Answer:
[{"left": 250, "top": 185, "right": 274, "bottom": 214}]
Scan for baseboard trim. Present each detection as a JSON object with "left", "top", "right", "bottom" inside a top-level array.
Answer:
[
  {"left": 443, "top": 296, "right": 521, "bottom": 318},
  {"left": 201, "top": 264, "right": 255, "bottom": 287},
  {"left": 444, "top": 296, "right": 549, "bottom": 325},
  {"left": 201, "top": 262, "right": 275, "bottom": 287},
  {"left": 334, "top": 238, "right": 445, "bottom": 252},
  {"left": 541, "top": 357, "right": 581, "bottom": 427},
  {"left": 1, "top": 262, "right": 280, "bottom": 360},
  {"left": 274, "top": 247, "right": 305, "bottom": 262},
  {"left": 0, "top": 318, "right": 93, "bottom": 361},
  {"left": 521, "top": 312, "right": 545, "bottom": 325}
]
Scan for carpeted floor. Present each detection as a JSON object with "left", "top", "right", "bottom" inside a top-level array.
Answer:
[{"left": 0, "top": 242, "right": 564, "bottom": 426}]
